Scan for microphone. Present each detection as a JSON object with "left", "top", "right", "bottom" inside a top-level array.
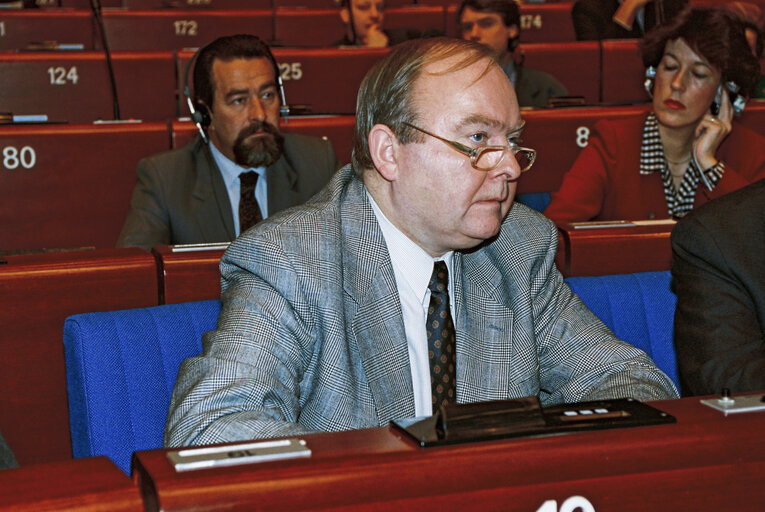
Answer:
[{"left": 89, "top": 0, "right": 121, "bottom": 120}]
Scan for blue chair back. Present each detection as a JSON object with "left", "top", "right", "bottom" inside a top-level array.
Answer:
[
  {"left": 63, "top": 300, "right": 221, "bottom": 474},
  {"left": 516, "top": 192, "right": 551, "bottom": 213},
  {"left": 564, "top": 271, "right": 679, "bottom": 388}
]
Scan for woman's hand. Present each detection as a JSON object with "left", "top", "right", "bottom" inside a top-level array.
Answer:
[{"left": 694, "top": 87, "right": 733, "bottom": 170}]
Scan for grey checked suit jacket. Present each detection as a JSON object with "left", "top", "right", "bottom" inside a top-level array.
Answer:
[
  {"left": 165, "top": 165, "right": 677, "bottom": 447},
  {"left": 117, "top": 133, "right": 339, "bottom": 250}
]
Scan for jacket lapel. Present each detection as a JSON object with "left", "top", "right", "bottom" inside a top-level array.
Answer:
[
  {"left": 191, "top": 141, "right": 236, "bottom": 241},
  {"left": 340, "top": 173, "right": 416, "bottom": 423},
  {"left": 454, "top": 248, "right": 517, "bottom": 403},
  {"left": 266, "top": 149, "right": 299, "bottom": 215}
]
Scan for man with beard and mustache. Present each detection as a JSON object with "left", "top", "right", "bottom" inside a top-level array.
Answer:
[{"left": 117, "top": 35, "right": 340, "bottom": 250}]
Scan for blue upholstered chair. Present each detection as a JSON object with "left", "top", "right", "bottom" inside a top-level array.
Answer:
[
  {"left": 63, "top": 300, "right": 221, "bottom": 474},
  {"left": 515, "top": 192, "right": 551, "bottom": 213},
  {"left": 62, "top": 271, "right": 678, "bottom": 475},
  {"left": 564, "top": 270, "right": 679, "bottom": 389}
]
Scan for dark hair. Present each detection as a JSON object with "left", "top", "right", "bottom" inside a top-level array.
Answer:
[
  {"left": 456, "top": 0, "right": 519, "bottom": 28},
  {"left": 352, "top": 37, "right": 494, "bottom": 174},
  {"left": 456, "top": 0, "right": 520, "bottom": 52},
  {"left": 640, "top": 6, "right": 760, "bottom": 96},
  {"left": 193, "top": 34, "right": 279, "bottom": 113},
  {"left": 725, "top": 1, "right": 764, "bottom": 59}
]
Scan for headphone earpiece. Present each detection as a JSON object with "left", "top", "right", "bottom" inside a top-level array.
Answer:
[
  {"left": 644, "top": 66, "right": 656, "bottom": 98},
  {"left": 183, "top": 44, "right": 211, "bottom": 144}
]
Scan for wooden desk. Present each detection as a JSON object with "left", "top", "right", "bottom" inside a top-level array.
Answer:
[
  {"left": 0, "top": 122, "right": 170, "bottom": 251},
  {"left": 0, "top": 51, "right": 176, "bottom": 123},
  {"left": 555, "top": 220, "right": 675, "bottom": 277},
  {"left": 133, "top": 395, "right": 765, "bottom": 511},
  {"left": 101, "top": 9, "right": 273, "bottom": 51},
  {"left": 0, "top": 10, "right": 94, "bottom": 51},
  {"left": 152, "top": 244, "right": 225, "bottom": 305},
  {"left": 0, "top": 457, "right": 143, "bottom": 512},
  {"left": 0, "top": 248, "right": 158, "bottom": 465}
]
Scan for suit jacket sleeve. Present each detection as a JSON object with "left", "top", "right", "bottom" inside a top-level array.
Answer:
[
  {"left": 116, "top": 156, "right": 172, "bottom": 250},
  {"left": 164, "top": 231, "right": 316, "bottom": 447},
  {"left": 701, "top": 123, "right": 765, "bottom": 201},
  {"left": 508, "top": 211, "right": 678, "bottom": 402},
  {"left": 671, "top": 210, "right": 765, "bottom": 396}
]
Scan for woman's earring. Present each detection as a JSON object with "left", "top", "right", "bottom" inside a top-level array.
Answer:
[{"left": 644, "top": 66, "right": 656, "bottom": 98}]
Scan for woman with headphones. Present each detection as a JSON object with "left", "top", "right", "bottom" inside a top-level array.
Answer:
[{"left": 545, "top": 6, "right": 765, "bottom": 224}]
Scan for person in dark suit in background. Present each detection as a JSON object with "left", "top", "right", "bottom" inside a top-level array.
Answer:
[
  {"left": 117, "top": 35, "right": 339, "bottom": 251},
  {"left": 458, "top": 0, "right": 568, "bottom": 108},
  {"left": 165, "top": 37, "right": 676, "bottom": 448},
  {"left": 572, "top": 0, "right": 687, "bottom": 41},
  {"left": 671, "top": 178, "right": 765, "bottom": 396},
  {"left": 334, "top": 0, "right": 422, "bottom": 47}
]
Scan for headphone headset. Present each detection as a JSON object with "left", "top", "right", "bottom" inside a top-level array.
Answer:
[
  {"left": 644, "top": 65, "right": 657, "bottom": 98},
  {"left": 182, "top": 38, "right": 290, "bottom": 144},
  {"left": 644, "top": 65, "right": 746, "bottom": 116}
]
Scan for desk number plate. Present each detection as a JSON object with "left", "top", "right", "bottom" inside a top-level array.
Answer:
[{"left": 167, "top": 438, "right": 311, "bottom": 472}]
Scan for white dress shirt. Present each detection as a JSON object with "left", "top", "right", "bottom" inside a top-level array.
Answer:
[{"left": 368, "top": 192, "right": 455, "bottom": 417}]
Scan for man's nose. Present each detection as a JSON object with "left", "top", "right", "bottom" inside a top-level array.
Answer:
[
  {"left": 489, "top": 151, "right": 522, "bottom": 182},
  {"left": 248, "top": 97, "right": 266, "bottom": 122}
]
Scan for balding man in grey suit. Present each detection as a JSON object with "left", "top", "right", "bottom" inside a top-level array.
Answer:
[
  {"left": 165, "top": 37, "right": 677, "bottom": 447},
  {"left": 117, "top": 35, "right": 339, "bottom": 250}
]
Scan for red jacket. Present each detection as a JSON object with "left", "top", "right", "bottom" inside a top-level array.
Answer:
[{"left": 544, "top": 114, "right": 765, "bottom": 224}]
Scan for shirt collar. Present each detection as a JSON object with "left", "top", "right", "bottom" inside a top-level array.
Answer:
[
  {"left": 209, "top": 141, "right": 266, "bottom": 187},
  {"left": 367, "top": 191, "right": 454, "bottom": 305},
  {"left": 639, "top": 112, "right": 666, "bottom": 175}
]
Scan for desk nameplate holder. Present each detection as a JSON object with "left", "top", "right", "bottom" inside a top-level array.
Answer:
[
  {"left": 700, "top": 393, "right": 765, "bottom": 416},
  {"left": 391, "top": 397, "right": 675, "bottom": 447},
  {"left": 167, "top": 438, "right": 310, "bottom": 472}
]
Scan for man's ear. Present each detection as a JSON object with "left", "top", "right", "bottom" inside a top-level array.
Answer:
[
  {"left": 508, "top": 24, "right": 519, "bottom": 41},
  {"left": 339, "top": 7, "right": 350, "bottom": 25},
  {"left": 368, "top": 124, "right": 399, "bottom": 181}
]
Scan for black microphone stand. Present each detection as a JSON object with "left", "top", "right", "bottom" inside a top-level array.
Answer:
[{"left": 89, "top": 0, "right": 121, "bottom": 120}]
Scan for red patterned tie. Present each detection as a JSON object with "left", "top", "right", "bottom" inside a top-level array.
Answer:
[
  {"left": 239, "top": 171, "right": 263, "bottom": 233},
  {"left": 427, "top": 261, "right": 457, "bottom": 410}
]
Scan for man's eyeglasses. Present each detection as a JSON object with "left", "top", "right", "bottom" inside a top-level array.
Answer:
[{"left": 403, "top": 122, "right": 536, "bottom": 173}]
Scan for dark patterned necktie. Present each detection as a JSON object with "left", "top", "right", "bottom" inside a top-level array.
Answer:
[
  {"left": 427, "top": 261, "right": 457, "bottom": 410},
  {"left": 239, "top": 171, "right": 263, "bottom": 233}
]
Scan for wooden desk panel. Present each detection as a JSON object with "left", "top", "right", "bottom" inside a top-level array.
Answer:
[
  {"left": 520, "top": 41, "right": 601, "bottom": 105},
  {"left": 601, "top": 39, "right": 645, "bottom": 105},
  {"left": 0, "top": 10, "right": 95, "bottom": 51},
  {"left": 518, "top": 105, "right": 649, "bottom": 194},
  {"left": 133, "top": 395, "right": 765, "bottom": 511},
  {"left": 0, "top": 457, "right": 143, "bottom": 512},
  {"left": 0, "top": 51, "right": 177, "bottom": 123},
  {"left": 0, "top": 248, "right": 158, "bottom": 465},
  {"left": 100, "top": 10, "right": 273, "bottom": 51},
  {"left": 0, "top": 122, "right": 170, "bottom": 251},
  {"left": 555, "top": 221, "right": 675, "bottom": 277},
  {"left": 273, "top": 6, "right": 445, "bottom": 47},
  {"left": 152, "top": 244, "right": 225, "bottom": 304}
]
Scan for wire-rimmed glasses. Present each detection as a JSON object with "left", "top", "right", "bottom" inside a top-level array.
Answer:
[{"left": 403, "top": 121, "right": 536, "bottom": 173}]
